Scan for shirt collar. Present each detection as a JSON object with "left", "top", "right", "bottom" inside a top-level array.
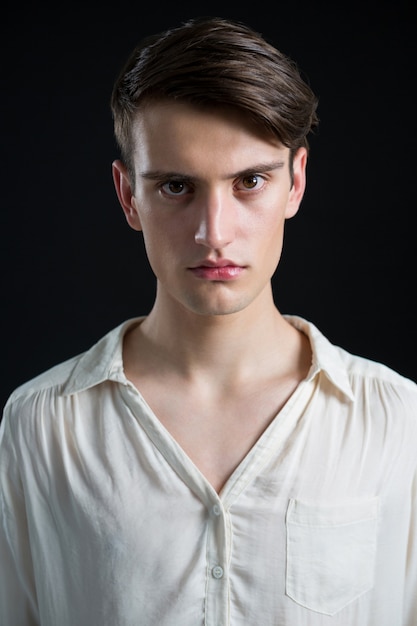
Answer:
[
  {"left": 284, "top": 314, "right": 355, "bottom": 401},
  {"left": 63, "top": 315, "right": 354, "bottom": 401},
  {"left": 62, "top": 317, "right": 143, "bottom": 396}
]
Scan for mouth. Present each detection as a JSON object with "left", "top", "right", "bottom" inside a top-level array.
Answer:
[{"left": 188, "top": 260, "right": 245, "bottom": 281}]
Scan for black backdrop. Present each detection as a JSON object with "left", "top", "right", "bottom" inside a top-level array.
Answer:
[{"left": 2, "top": 1, "right": 416, "bottom": 415}]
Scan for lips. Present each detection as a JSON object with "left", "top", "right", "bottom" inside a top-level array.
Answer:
[{"left": 188, "top": 259, "right": 245, "bottom": 281}]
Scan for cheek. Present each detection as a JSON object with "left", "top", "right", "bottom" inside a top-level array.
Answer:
[
  {"left": 140, "top": 221, "right": 182, "bottom": 275},
  {"left": 255, "top": 213, "right": 286, "bottom": 266},
  {"left": 246, "top": 204, "right": 286, "bottom": 243}
]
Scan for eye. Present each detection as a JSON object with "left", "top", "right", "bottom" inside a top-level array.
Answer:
[
  {"left": 161, "top": 180, "right": 191, "bottom": 196},
  {"left": 236, "top": 174, "right": 266, "bottom": 191}
]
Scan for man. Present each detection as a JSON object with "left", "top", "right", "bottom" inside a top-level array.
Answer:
[{"left": 1, "top": 16, "right": 416, "bottom": 626}]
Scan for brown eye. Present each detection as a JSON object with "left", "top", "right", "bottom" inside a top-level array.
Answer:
[
  {"left": 167, "top": 181, "right": 185, "bottom": 194},
  {"left": 242, "top": 175, "right": 259, "bottom": 189},
  {"left": 161, "top": 180, "right": 191, "bottom": 196},
  {"left": 235, "top": 174, "right": 266, "bottom": 192}
]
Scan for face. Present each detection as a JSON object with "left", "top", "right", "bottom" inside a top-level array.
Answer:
[{"left": 113, "top": 100, "right": 307, "bottom": 319}]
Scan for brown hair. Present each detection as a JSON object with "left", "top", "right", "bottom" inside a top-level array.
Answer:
[{"left": 111, "top": 16, "right": 319, "bottom": 180}]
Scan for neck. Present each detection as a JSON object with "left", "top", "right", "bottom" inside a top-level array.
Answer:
[{"left": 124, "top": 285, "right": 309, "bottom": 387}]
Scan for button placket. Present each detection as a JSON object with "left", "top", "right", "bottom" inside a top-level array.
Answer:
[
  {"left": 212, "top": 504, "right": 221, "bottom": 516},
  {"left": 205, "top": 501, "right": 230, "bottom": 625}
]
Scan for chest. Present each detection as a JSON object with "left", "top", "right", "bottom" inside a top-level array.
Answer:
[{"left": 131, "top": 376, "right": 300, "bottom": 492}]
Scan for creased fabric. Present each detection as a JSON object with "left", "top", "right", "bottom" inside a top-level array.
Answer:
[{"left": 1, "top": 316, "right": 416, "bottom": 625}]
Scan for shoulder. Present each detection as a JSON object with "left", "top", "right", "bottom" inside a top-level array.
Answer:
[
  {"left": 1, "top": 318, "right": 142, "bottom": 427},
  {"left": 329, "top": 340, "right": 417, "bottom": 439},
  {"left": 286, "top": 314, "right": 417, "bottom": 409},
  {"left": 335, "top": 346, "right": 417, "bottom": 400},
  {"left": 0, "top": 354, "right": 84, "bottom": 464},
  {"left": 336, "top": 344, "right": 417, "bottom": 397},
  {"left": 5, "top": 355, "right": 82, "bottom": 407},
  {"left": 5, "top": 354, "right": 82, "bottom": 408}
]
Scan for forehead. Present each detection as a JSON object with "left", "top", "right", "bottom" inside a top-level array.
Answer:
[{"left": 131, "top": 100, "right": 288, "bottom": 174}]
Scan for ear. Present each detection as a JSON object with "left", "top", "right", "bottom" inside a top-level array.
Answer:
[
  {"left": 112, "top": 159, "right": 142, "bottom": 231},
  {"left": 285, "top": 147, "right": 307, "bottom": 219}
]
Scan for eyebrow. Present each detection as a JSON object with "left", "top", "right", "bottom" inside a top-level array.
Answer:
[{"left": 140, "top": 160, "right": 286, "bottom": 182}]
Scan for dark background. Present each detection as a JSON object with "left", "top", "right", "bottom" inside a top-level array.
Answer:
[{"left": 2, "top": 1, "right": 416, "bottom": 415}]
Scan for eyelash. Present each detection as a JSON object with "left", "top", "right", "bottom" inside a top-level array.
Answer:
[{"left": 159, "top": 174, "right": 267, "bottom": 197}]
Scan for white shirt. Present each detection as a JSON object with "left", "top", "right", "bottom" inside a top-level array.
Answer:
[{"left": 1, "top": 315, "right": 416, "bottom": 626}]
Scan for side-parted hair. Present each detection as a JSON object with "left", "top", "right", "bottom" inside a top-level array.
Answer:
[{"left": 111, "top": 16, "right": 319, "bottom": 181}]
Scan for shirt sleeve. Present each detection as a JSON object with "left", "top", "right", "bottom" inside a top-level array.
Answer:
[
  {"left": 0, "top": 403, "right": 39, "bottom": 626},
  {"left": 404, "top": 465, "right": 417, "bottom": 625}
]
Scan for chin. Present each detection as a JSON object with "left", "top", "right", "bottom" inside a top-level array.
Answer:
[{"left": 182, "top": 293, "right": 254, "bottom": 318}]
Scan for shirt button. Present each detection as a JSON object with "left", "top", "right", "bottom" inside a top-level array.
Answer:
[
  {"left": 212, "top": 565, "right": 224, "bottom": 579},
  {"left": 212, "top": 504, "right": 221, "bottom": 516}
]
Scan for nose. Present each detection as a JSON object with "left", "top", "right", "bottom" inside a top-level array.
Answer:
[{"left": 194, "top": 190, "right": 236, "bottom": 249}]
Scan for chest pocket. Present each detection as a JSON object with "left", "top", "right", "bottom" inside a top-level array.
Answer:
[{"left": 285, "top": 497, "right": 379, "bottom": 615}]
